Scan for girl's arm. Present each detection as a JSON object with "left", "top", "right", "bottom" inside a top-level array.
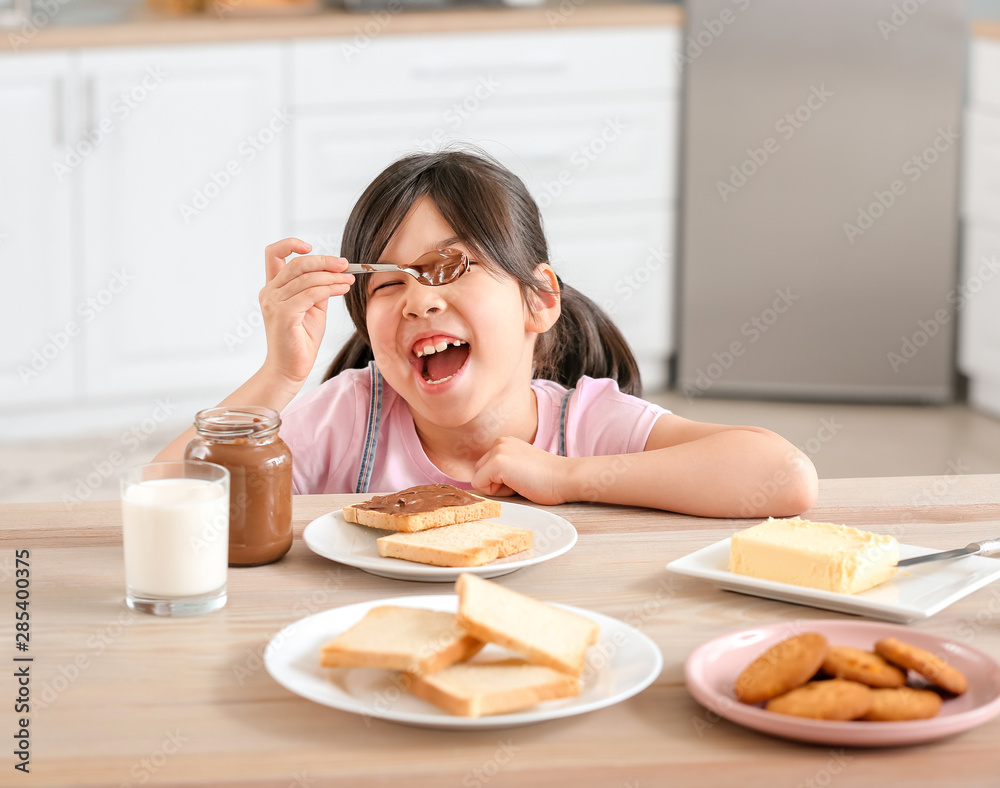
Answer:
[
  {"left": 153, "top": 238, "right": 353, "bottom": 462},
  {"left": 568, "top": 416, "right": 817, "bottom": 517},
  {"left": 472, "top": 415, "right": 818, "bottom": 517}
]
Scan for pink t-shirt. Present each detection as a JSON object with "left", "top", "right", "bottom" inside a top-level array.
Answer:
[{"left": 279, "top": 365, "right": 669, "bottom": 494}]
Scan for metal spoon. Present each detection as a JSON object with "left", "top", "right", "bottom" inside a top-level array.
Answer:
[{"left": 344, "top": 248, "right": 471, "bottom": 287}]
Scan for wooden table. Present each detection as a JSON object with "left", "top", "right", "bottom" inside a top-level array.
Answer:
[{"left": 3, "top": 475, "right": 1000, "bottom": 787}]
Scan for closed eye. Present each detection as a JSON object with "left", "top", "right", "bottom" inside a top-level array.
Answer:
[{"left": 371, "top": 279, "right": 404, "bottom": 293}]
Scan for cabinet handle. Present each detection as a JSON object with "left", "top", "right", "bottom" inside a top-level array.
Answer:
[
  {"left": 83, "top": 76, "right": 95, "bottom": 134},
  {"left": 52, "top": 78, "right": 64, "bottom": 148}
]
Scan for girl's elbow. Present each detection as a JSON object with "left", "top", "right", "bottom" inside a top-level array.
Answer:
[{"left": 779, "top": 454, "right": 819, "bottom": 515}]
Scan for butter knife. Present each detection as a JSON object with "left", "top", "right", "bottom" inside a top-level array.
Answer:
[{"left": 897, "top": 538, "right": 1000, "bottom": 567}]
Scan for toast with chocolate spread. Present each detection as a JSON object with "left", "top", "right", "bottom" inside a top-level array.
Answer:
[{"left": 343, "top": 484, "right": 502, "bottom": 532}]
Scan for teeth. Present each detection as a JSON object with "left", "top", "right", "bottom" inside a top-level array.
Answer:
[
  {"left": 427, "top": 374, "right": 454, "bottom": 385},
  {"left": 413, "top": 339, "right": 467, "bottom": 358}
]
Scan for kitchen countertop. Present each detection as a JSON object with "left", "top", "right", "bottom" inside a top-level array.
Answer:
[
  {"left": 0, "top": 1, "right": 682, "bottom": 51},
  {"left": 2, "top": 6, "right": 995, "bottom": 52},
  {"left": 3, "top": 474, "right": 1000, "bottom": 786}
]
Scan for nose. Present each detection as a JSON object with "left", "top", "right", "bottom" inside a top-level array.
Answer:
[{"left": 401, "top": 277, "right": 447, "bottom": 318}]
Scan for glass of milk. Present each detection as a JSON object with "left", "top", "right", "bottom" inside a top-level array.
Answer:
[{"left": 121, "top": 461, "right": 230, "bottom": 616}]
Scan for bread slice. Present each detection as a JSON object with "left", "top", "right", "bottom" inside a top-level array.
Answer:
[
  {"left": 319, "top": 606, "right": 484, "bottom": 675},
  {"left": 376, "top": 521, "right": 533, "bottom": 567},
  {"left": 455, "top": 574, "right": 600, "bottom": 677},
  {"left": 404, "top": 658, "right": 580, "bottom": 717},
  {"left": 343, "top": 484, "right": 502, "bottom": 533}
]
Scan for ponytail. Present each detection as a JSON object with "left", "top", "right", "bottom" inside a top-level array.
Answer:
[
  {"left": 324, "top": 332, "right": 373, "bottom": 381},
  {"left": 533, "top": 282, "right": 642, "bottom": 397}
]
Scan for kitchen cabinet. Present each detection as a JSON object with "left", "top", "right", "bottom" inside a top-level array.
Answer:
[
  {"left": 2, "top": 23, "right": 680, "bottom": 438},
  {"left": 77, "top": 42, "right": 283, "bottom": 401},
  {"left": 0, "top": 51, "right": 76, "bottom": 409},
  {"left": 960, "top": 37, "right": 1000, "bottom": 418},
  {"left": 0, "top": 42, "right": 285, "bottom": 437},
  {"left": 289, "top": 26, "right": 680, "bottom": 389}
]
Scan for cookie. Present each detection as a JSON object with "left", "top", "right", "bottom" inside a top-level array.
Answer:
[
  {"left": 734, "top": 633, "right": 829, "bottom": 704},
  {"left": 821, "top": 646, "right": 906, "bottom": 688},
  {"left": 874, "top": 637, "right": 968, "bottom": 695},
  {"left": 765, "top": 679, "right": 872, "bottom": 720},
  {"left": 861, "top": 687, "right": 943, "bottom": 721}
]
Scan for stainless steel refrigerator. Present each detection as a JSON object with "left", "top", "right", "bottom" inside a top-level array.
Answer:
[{"left": 677, "top": 0, "right": 965, "bottom": 402}]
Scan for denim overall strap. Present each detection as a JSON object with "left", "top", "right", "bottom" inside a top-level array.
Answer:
[
  {"left": 557, "top": 387, "right": 575, "bottom": 458},
  {"left": 355, "top": 361, "right": 385, "bottom": 494}
]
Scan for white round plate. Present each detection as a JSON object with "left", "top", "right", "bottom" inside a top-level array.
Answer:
[
  {"left": 302, "top": 501, "right": 577, "bottom": 582},
  {"left": 264, "top": 594, "right": 663, "bottom": 730}
]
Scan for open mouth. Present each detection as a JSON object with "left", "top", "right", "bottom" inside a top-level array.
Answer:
[{"left": 411, "top": 336, "right": 470, "bottom": 385}]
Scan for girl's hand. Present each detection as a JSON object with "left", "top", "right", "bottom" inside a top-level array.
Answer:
[
  {"left": 259, "top": 238, "right": 354, "bottom": 391},
  {"left": 471, "top": 437, "right": 569, "bottom": 506}
]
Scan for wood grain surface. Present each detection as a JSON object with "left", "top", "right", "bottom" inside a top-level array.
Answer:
[{"left": 1, "top": 474, "right": 999, "bottom": 786}]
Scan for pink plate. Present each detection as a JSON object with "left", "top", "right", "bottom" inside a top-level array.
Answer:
[{"left": 684, "top": 619, "right": 1000, "bottom": 747}]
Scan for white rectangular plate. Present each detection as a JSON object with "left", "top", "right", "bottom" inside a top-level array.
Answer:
[{"left": 666, "top": 538, "right": 1000, "bottom": 623}]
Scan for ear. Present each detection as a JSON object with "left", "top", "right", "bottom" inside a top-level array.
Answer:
[{"left": 525, "top": 263, "right": 561, "bottom": 334}]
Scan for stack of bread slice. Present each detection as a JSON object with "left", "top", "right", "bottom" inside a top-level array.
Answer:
[
  {"left": 319, "top": 574, "right": 601, "bottom": 717},
  {"left": 343, "top": 484, "right": 533, "bottom": 568}
]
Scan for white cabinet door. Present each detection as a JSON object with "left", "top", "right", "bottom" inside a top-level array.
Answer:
[
  {"left": 0, "top": 51, "right": 76, "bottom": 409},
  {"left": 291, "top": 28, "right": 679, "bottom": 108},
  {"left": 78, "top": 43, "right": 284, "bottom": 401},
  {"left": 544, "top": 209, "right": 674, "bottom": 391},
  {"left": 291, "top": 98, "right": 674, "bottom": 226}
]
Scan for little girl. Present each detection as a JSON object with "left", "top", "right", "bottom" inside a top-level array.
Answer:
[{"left": 157, "top": 150, "right": 817, "bottom": 517}]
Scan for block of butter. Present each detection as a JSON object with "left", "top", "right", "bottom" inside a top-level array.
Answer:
[{"left": 729, "top": 517, "right": 899, "bottom": 595}]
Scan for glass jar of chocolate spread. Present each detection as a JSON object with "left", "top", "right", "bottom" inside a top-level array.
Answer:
[{"left": 184, "top": 406, "right": 293, "bottom": 567}]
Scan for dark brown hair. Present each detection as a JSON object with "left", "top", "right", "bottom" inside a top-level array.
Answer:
[{"left": 324, "top": 149, "right": 642, "bottom": 396}]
